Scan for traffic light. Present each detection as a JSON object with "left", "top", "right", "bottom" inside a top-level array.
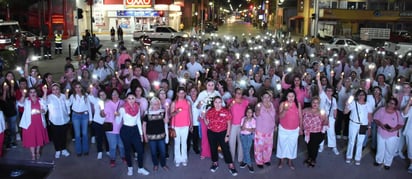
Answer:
[
  {"left": 77, "top": 8, "right": 83, "bottom": 19},
  {"left": 311, "top": 13, "right": 316, "bottom": 19}
]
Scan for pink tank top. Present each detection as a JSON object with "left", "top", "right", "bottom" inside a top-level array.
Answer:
[
  {"left": 173, "top": 99, "right": 191, "bottom": 127},
  {"left": 279, "top": 102, "right": 300, "bottom": 130}
]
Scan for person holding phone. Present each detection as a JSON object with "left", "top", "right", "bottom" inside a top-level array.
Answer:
[{"left": 373, "top": 98, "right": 404, "bottom": 170}]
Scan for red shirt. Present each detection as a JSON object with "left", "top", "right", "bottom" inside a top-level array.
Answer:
[{"left": 206, "top": 108, "right": 232, "bottom": 133}]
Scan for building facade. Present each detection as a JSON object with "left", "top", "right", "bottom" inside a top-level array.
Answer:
[{"left": 288, "top": 0, "right": 412, "bottom": 37}]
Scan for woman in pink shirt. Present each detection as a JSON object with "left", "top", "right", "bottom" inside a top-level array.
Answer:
[
  {"left": 302, "top": 96, "right": 327, "bottom": 168},
  {"left": 170, "top": 87, "right": 192, "bottom": 167},
  {"left": 374, "top": 98, "right": 404, "bottom": 170},
  {"left": 103, "top": 88, "right": 125, "bottom": 167},
  {"left": 228, "top": 88, "right": 249, "bottom": 166},
  {"left": 281, "top": 73, "right": 309, "bottom": 107},
  {"left": 276, "top": 89, "right": 302, "bottom": 170}
]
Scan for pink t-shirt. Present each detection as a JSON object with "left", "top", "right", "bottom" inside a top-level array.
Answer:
[
  {"left": 373, "top": 108, "right": 404, "bottom": 139},
  {"left": 279, "top": 102, "right": 300, "bottom": 130},
  {"left": 173, "top": 99, "right": 191, "bottom": 127},
  {"left": 240, "top": 117, "right": 256, "bottom": 135},
  {"left": 229, "top": 98, "right": 249, "bottom": 125}
]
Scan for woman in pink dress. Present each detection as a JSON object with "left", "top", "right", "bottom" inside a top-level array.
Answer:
[
  {"left": 19, "top": 87, "right": 49, "bottom": 160},
  {"left": 254, "top": 92, "right": 276, "bottom": 168}
]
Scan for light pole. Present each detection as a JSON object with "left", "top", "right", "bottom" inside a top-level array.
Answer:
[{"left": 314, "top": 0, "right": 319, "bottom": 37}]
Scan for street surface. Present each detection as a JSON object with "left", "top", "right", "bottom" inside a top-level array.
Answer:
[{"left": 1, "top": 21, "right": 411, "bottom": 179}]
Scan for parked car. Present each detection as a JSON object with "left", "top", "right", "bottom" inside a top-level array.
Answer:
[
  {"left": 320, "top": 38, "right": 374, "bottom": 53},
  {"left": 202, "top": 22, "right": 218, "bottom": 33},
  {"left": 21, "top": 31, "right": 42, "bottom": 46},
  {"left": 133, "top": 26, "right": 189, "bottom": 41}
]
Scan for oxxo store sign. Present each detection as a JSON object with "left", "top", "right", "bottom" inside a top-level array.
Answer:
[{"left": 125, "top": 0, "right": 152, "bottom": 8}]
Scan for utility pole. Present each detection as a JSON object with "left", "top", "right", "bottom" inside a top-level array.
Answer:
[{"left": 314, "top": 0, "right": 319, "bottom": 37}]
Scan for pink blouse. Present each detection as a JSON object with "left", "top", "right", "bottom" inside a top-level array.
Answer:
[{"left": 302, "top": 110, "right": 323, "bottom": 143}]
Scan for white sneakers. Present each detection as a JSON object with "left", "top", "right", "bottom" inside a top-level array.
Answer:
[
  {"left": 55, "top": 151, "right": 61, "bottom": 159},
  {"left": 318, "top": 145, "right": 324, "bottom": 153},
  {"left": 61, "top": 149, "right": 70, "bottom": 157},
  {"left": 127, "top": 167, "right": 133, "bottom": 176},
  {"left": 408, "top": 164, "right": 412, "bottom": 173},
  {"left": 127, "top": 167, "right": 150, "bottom": 176},
  {"left": 333, "top": 148, "right": 340, "bottom": 155},
  {"left": 137, "top": 168, "right": 150, "bottom": 175},
  {"left": 97, "top": 152, "right": 102, "bottom": 159},
  {"left": 55, "top": 150, "right": 70, "bottom": 159}
]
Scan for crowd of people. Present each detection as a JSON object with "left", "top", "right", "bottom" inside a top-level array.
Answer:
[{"left": 0, "top": 31, "right": 411, "bottom": 176}]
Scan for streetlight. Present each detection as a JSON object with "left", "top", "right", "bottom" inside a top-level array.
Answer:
[{"left": 209, "top": 2, "right": 214, "bottom": 21}]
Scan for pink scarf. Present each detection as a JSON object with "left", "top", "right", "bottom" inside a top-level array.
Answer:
[{"left": 124, "top": 102, "right": 139, "bottom": 116}]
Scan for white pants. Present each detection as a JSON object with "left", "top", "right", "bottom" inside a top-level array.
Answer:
[
  {"left": 396, "top": 129, "right": 405, "bottom": 155},
  {"left": 229, "top": 124, "right": 243, "bottom": 162},
  {"left": 320, "top": 117, "right": 337, "bottom": 148},
  {"left": 346, "top": 122, "right": 366, "bottom": 161},
  {"left": 376, "top": 134, "right": 399, "bottom": 166},
  {"left": 405, "top": 131, "right": 412, "bottom": 159},
  {"left": 174, "top": 126, "right": 189, "bottom": 163}
]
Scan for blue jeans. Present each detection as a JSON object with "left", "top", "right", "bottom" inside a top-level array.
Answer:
[
  {"left": 240, "top": 133, "right": 254, "bottom": 165},
  {"left": 148, "top": 139, "right": 166, "bottom": 167},
  {"left": 106, "top": 132, "right": 125, "bottom": 160},
  {"left": 6, "top": 115, "right": 17, "bottom": 144},
  {"left": 72, "top": 113, "right": 89, "bottom": 154}
]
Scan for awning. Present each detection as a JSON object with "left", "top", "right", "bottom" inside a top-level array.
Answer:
[{"left": 289, "top": 16, "right": 304, "bottom": 20}]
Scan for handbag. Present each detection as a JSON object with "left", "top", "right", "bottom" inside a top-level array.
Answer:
[
  {"left": 355, "top": 102, "right": 368, "bottom": 135},
  {"left": 168, "top": 128, "right": 176, "bottom": 138},
  {"left": 102, "top": 122, "right": 113, "bottom": 131}
]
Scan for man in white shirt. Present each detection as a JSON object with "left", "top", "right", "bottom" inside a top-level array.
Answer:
[{"left": 186, "top": 54, "right": 204, "bottom": 79}]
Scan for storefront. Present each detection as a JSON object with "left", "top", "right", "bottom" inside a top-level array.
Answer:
[{"left": 80, "top": 0, "right": 181, "bottom": 34}]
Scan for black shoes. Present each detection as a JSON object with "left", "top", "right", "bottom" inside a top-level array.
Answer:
[
  {"left": 239, "top": 162, "right": 247, "bottom": 168},
  {"left": 247, "top": 165, "right": 255, "bottom": 173}
]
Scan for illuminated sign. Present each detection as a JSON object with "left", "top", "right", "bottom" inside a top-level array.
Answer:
[
  {"left": 117, "top": 10, "right": 158, "bottom": 17},
  {"left": 124, "top": 0, "right": 152, "bottom": 8}
]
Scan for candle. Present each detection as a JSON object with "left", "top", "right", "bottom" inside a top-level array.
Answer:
[
  {"left": 257, "top": 103, "right": 261, "bottom": 108},
  {"left": 320, "top": 109, "right": 326, "bottom": 116},
  {"left": 226, "top": 71, "right": 230, "bottom": 78},
  {"left": 284, "top": 102, "right": 289, "bottom": 108},
  {"left": 11, "top": 80, "right": 14, "bottom": 84},
  {"left": 98, "top": 100, "right": 104, "bottom": 110},
  {"left": 178, "top": 108, "right": 182, "bottom": 112},
  {"left": 23, "top": 89, "right": 27, "bottom": 94},
  {"left": 331, "top": 70, "right": 335, "bottom": 76},
  {"left": 341, "top": 72, "right": 344, "bottom": 77},
  {"left": 66, "top": 89, "right": 70, "bottom": 94},
  {"left": 347, "top": 95, "right": 354, "bottom": 104}
]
